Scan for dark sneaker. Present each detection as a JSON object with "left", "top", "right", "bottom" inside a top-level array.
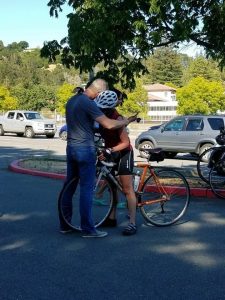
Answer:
[
  {"left": 122, "top": 223, "right": 137, "bottom": 236},
  {"left": 99, "top": 218, "right": 117, "bottom": 227},
  {"left": 82, "top": 230, "right": 108, "bottom": 238}
]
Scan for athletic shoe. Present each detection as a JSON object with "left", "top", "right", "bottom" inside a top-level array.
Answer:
[
  {"left": 82, "top": 230, "right": 108, "bottom": 238},
  {"left": 99, "top": 218, "right": 117, "bottom": 227},
  {"left": 122, "top": 223, "right": 137, "bottom": 236}
]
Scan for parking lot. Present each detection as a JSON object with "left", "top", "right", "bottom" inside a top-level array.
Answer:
[
  {"left": 0, "top": 130, "right": 198, "bottom": 169},
  {"left": 1, "top": 133, "right": 225, "bottom": 299}
]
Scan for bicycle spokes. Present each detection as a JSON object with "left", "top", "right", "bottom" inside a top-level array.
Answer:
[{"left": 140, "top": 169, "right": 190, "bottom": 226}]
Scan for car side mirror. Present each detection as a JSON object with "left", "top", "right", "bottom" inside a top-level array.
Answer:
[
  {"left": 161, "top": 127, "right": 164, "bottom": 133},
  {"left": 19, "top": 117, "right": 24, "bottom": 121}
]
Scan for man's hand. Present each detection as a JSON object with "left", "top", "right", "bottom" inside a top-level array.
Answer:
[{"left": 127, "top": 112, "right": 139, "bottom": 124}]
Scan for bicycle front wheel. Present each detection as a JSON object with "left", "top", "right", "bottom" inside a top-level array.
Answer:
[
  {"left": 140, "top": 169, "right": 190, "bottom": 226},
  {"left": 209, "top": 161, "right": 225, "bottom": 199},
  {"left": 197, "top": 147, "right": 216, "bottom": 184},
  {"left": 58, "top": 175, "right": 114, "bottom": 231}
]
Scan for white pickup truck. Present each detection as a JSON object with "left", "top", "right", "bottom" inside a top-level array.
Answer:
[{"left": 0, "top": 110, "right": 57, "bottom": 138}]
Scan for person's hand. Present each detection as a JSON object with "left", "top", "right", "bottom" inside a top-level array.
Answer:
[
  {"left": 98, "top": 148, "right": 112, "bottom": 161},
  {"left": 127, "top": 112, "right": 139, "bottom": 124}
]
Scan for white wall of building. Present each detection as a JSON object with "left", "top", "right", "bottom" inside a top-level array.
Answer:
[{"left": 146, "top": 87, "right": 178, "bottom": 122}]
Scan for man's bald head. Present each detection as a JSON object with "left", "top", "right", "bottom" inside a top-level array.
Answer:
[{"left": 85, "top": 79, "right": 108, "bottom": 99}]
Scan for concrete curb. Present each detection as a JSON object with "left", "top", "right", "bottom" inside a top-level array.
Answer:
[
  {"left": 9, "top": 159, "right": 216, "bottom": 198},
  {"left": 9, "top": 159, "right": 66, "bottom": 180}
]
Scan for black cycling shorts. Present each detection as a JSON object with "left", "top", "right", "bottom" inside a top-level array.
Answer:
[{"left": 112, "top": 149, "right": 134, "bottom": 175}]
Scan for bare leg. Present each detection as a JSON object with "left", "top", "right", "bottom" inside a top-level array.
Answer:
[
  {"left": 119, "top": 175, "right": 136, "bottom": 225},
  {"left": 95, "top": 180, "right": 108, "bottom": 198}
]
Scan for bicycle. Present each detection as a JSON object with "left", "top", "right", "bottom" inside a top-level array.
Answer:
[
  {"left": 58, "top": 147, "right": 190, "bottom": 230},
  {"left": 197, "top": 127, "right": 225, "bottom": 184},
  {"left": 209, "top": 153, "right": 225, "bottom": 199}
]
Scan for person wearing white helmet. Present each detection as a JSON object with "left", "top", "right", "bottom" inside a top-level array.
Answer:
[
  {"left": 94, "top": 90, "right": 118, "bottom": 108},
  {"left": 95, "top": 90, "right": 138, "bottom": 236}
]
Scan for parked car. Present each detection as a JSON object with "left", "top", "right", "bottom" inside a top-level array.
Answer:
[
  {"left": 135, "top": 115, "right": 225, "bottom": 159},
  {"left": 59, "top": 124, "right": 67, "bottom": 140},
  {"left": 58, "top": 124, "right": 98, "bottom": 141},
  {"left": 0, "top": 110, "right": 57, "bottom": 138},
  {"left": 59, "top": 123, "right": 130, "bottom": 141}
]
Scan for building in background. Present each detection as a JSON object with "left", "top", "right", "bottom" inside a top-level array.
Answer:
[{"left": 143, "top": 84, "right": 177, "bottom": 122}]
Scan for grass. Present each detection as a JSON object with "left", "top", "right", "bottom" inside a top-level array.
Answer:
[
  {"left": 18, "top": 157, "right": 66, "bottom": 174},
  {"left": 18, "top": 157, "right": 209, "bottom": 188}
]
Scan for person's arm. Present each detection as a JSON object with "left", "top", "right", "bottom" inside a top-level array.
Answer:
[
  {"left": 110, "top": 127, "right": 130, "bottom": 152},
  {"left": 96, "top": 113, "right": 137, "bottom": 130},
  {"left": 109, "top": 115, "right": 129, "bottom": 151},
  {"left": 96, "top": 115, "right": 129, "bottom": 130}
]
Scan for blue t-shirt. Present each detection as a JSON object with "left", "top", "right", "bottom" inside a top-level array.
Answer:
[{"left": 66, "top": 93, "right": 104, "bottom": 147}]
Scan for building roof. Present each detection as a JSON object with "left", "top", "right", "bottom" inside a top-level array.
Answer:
[
  {"left": 148, "top": 94, "right": 165, "bottom": 101},
  {"left": 144, "top": 83, "right": 176, "bottom": 91}
]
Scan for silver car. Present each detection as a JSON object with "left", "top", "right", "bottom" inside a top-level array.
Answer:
[{"left": 135, "top": 115, "right": 225, "bottom": 158}]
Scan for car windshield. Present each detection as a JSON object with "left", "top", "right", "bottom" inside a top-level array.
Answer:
[{"left": 24, "top": 113, "right": 42, "bottom": 120}]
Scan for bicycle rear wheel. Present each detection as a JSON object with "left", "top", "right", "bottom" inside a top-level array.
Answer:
[
  {"left": 58, "top": 175, "right": 114, "bottom": 231},
  {"left": 209, "top": 161, "right": 225, "bottom": 199},
  {"left": 140, "top": 169, "right": 190, "bottom": 226},
  {"left": 197, "top": 147, "right": 215, "bottom": 184}
]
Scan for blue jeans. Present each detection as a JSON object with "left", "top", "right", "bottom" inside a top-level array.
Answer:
[{"left": 59, "top": 145, "right": 96, "bottom": 233}]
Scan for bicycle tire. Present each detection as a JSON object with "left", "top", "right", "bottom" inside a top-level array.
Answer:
[
  {"left": 140, "top": 169, "right": 190, "bottom": 226},
  {"left": 209, "top": 161, "right": 225, "bottom": 199},
  {"left": 58, "top": 175, "right": 114, "bottom": 231},
  {"left": 197, "top": 147, "right": 216, "bottom": 184}
]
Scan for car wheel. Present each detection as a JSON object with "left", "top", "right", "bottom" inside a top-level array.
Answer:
[
  {"left": 164, "top": 152, "right": 177, "bottom": 159},
  {"left": 59, "top": 131, "right": 67, "bottom": 141},
  {"left": 199, "top": 143, "right": 213, "bottom": 157},
  {"left": 25, "top": 127, "right": 35, "bottom": 138},
  {"left": 138, "top": 141, "right": 154, "bottom": 158},
  {"left": 0, "top": 125, "right": 4, "bottom": 136}
]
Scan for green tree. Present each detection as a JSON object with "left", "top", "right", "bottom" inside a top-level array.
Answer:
[
  {"left": 56, "top": 83, "right": 74, "bottom": 114},
  {"left": 12, "top": 84, "right": 56, "bottom": 111},
  {"left": 0, "top": 44, "right": 86, "bottom": 92},
  {"left": 0, "top": 49, "right": 48, "bottom": 88},
  {"left": 182, "top": 56, "right": 222, "bottom": 85},
  {"left": 176, "top": 77, "right": 225, "bottom": 114},
  {"left": 44, "top": 0, "right": 225, "bottom": 89},
  {"left": 143, "top": 48, "right": 183, "bottom": 86},
  {"left": 118, "top": 79, "right": 148, "bottom": 117},
  {"left": 0, "top": 85, "right": 18, "bottom": 110},
  {"left": 6, "top": 41, "right": 29, "bottom": 52},
  {"left": 0, "top": 41, "right": 4, "bottom": 51}
]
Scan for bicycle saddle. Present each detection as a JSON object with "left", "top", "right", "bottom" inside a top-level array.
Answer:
[{"left": 139, "top": 148, "right": 165, "bottom": 162}]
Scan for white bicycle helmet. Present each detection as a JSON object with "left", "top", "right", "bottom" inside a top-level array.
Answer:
[{"left": 94, "top": 90, "right": 118, "bottom": 108}]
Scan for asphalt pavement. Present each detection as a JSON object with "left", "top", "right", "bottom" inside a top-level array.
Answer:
[{"left": 1, "top": 135, "right": 225, "bottom": 299}]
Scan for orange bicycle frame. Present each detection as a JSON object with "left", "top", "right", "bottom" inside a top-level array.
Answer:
[{"left": 135, "top": 162, "right": 169, "bottom": 206}]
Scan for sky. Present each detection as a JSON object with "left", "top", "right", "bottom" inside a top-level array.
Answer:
[
  {"left": 0, "top": 0, "right": 71, "bottom": 48},
  {"left": 0, "top": 1, "right": 202, "bottom": 56}
]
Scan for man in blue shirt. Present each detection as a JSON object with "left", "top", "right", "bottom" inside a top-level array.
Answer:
[{"left": 60, "top": 79, "right": 135, "bottom": 238}]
